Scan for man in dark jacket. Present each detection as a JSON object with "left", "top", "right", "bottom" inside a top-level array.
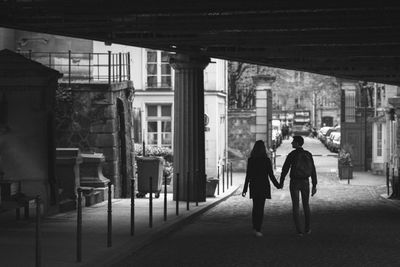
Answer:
[{"left": 280, "top": 136, "right": 317, "bottom": 236}]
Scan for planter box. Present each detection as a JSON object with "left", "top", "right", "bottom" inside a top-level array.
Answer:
[
  {"left": 339, "top": 164, "right": 353, "bottom": 180},
  {"left": 206, "top": 178, "right": 219, "bottom": 197}
]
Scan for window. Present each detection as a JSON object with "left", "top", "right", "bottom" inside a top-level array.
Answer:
[
  {"left": 146, "top": 50, "right": 172, "bottom": 89},
  {"left": 146, "top": 104, "right": 172, "bottom": 147},
  {"left": 377, "top": 123, "right": 382, "bottom": 157}
]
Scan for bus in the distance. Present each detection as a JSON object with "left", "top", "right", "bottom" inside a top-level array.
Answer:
[{"left": 292, "top": 110, "right": 311, "bottom": 136}]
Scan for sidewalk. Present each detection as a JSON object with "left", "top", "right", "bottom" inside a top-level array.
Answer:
[
  {"left": 338, "top": 170, "right": 387, "bottom": 186},
  {"left": 0, "top": 173, "right": 244, "bottom": 267},
  {"left": 0, "top": 169, "right": 394, "bottom": 267}
]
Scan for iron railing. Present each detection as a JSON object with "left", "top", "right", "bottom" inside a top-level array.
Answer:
[{"left": 18, "top": 50, "right": 131, "bottom": 85}]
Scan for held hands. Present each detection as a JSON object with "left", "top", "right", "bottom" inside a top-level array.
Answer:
[{"left": 311, "top": 186, "right": 317, "bottom": 196}]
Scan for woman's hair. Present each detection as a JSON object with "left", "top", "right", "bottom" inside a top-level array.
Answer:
[{"left": 250, "top": 140, "right": 268, "bottom": 158}]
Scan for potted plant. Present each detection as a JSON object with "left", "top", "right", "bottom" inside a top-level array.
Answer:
[{"left": 338, "top": 144, "right": 353, "bottom": 180}]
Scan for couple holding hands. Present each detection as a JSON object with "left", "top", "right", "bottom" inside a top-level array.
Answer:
[{"left": 242, "top": 136, "right": 317, "bottom": 237}]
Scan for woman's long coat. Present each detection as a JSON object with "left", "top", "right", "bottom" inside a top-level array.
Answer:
[{"left": 243, "top": 156, "right": 279, "bottom": 199}]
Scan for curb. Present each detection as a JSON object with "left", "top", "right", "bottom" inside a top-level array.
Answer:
[{"left": 82, "top": 185, "right": 241, "bottom": 267}]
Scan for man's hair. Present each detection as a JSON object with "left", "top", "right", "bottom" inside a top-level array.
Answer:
[{"left": 293, "top": 136, "right": 304, "bottom": 146}]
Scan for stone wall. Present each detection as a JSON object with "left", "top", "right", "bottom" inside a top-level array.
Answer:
[
  {"left": 56, "top": 81, "right": 134, "bottom": 197},
  {"left": 228, "top": 109, "right": 256, "bottom": 171}
]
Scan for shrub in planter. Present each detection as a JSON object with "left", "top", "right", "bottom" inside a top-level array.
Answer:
[{"left": 338, "top": 144, "right": 353, "bottom": 180}]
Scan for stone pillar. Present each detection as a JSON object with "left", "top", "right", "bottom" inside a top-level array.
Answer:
[
  {"left": 388, "top": 96, "right": 400, "bottom": 198},
  {"left": 80, "top": 152, "right": 110, "bottom": 188},
  {"left": 170, "top": 53, "right": 210, "bottom": 202},
  {"left": 252, "top": 74, "right": 275, "bottom": 149},
  {"left": 55, "top": 148, "right": 82, "bottom": 212}
]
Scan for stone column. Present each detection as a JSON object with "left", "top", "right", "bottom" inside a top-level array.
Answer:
[
  {"left": 55, "top": 148, "right": 82, "bottom": 212},
  {"left": 252, "top": 74, "right": 275, "bottom": 149},
  {"left": 170, "top": 53, "right": 210, "bottom": 202},
  {"left": 80, "top": 152, "right": 110, "bottom": 188},
  {"left": 388, "top": 96, "right": 400, "bottom": 198}
]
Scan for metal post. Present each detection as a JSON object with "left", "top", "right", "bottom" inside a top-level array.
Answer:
[
  {"left": 142, "top": 140, "right": 146, "bottom": 156},
  {"left": 164, "top": 174, "right": 167, "bottom": 221},
  {"left": 386, "top": 163, "right": 390, "bottom": 196},
  {"left": 222, "top": 165, "right": 225, "bottom": 193},
  {"left": 130, "top": 178, "right": 135, "bottom": 236},
  {"left": 392, "top": 167, "right": 395, "bottom": 196},
  {"left": 119, "top": 52, "right": 122, "bottom": 82},
  {"left": 195, "top": 170, "right": 199, "bottom": 206},
  {"left": 76, "top": 188, "right": 82, "bottom": 262},
  {"left": 230, "top": 162, "right": 233, "bottom": 186},
  {"left": 35, "top": 195, "right": 41, "bottom": 267},
  {"left": 68, "top": 50, "right": 71, "bottom": 88},
  {"left": 88, "top": 53, "right": 91, "bottom": 83},
  {"left": 186, "top": 171, "right": 190, "bottom": 211},
  {"left": 127, "top": 52, "right": 131, "bottom": 81},
  {"left": 176, "top": 173, "right": 179, "bottom": 216},
  {"left": 149, "top": 176, "right": 153, "bottom": 228},
  {"left": 108, "top": 51, "right": 111, "bottom": 85},
  {"left": 226, "top": 164, "right": 229, "bottom": 189},
  {"left": 217, "top": 165, "right": 220, "bottom": 195},
  {"left": 107, "top": 182, "right": 112, "bottom": 247},
  {"left": 97, "top": 53, "right": 100, "bottom": 80}
]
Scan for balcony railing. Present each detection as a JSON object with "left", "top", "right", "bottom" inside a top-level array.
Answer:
[{"left": 18, "top": 50, "right": 131, "bottom": 85}]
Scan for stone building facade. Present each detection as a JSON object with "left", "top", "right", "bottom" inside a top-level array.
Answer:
[{"left": 56, "top": 82, "right": 134, "bottom": 198}]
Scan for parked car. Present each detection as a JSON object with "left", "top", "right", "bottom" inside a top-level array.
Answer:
[
  {"left": 318, "top": 126, "right": 332, "bottom": 141},
  {"left": 327, "top": 131, "right": 340, "bottom": 152},
  {"left": 319, "top": 127, "right": 334, "bottom": 144},
  {"left": 331, "top": 132, "right": 341, "bottom": 152}
]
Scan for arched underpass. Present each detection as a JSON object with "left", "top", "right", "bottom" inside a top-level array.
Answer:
[{"left": 114, "top": 137, "right": 399, "bottom": 267}]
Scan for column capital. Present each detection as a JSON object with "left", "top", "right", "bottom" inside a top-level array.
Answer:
[
  {"left": 169, "top": 53, "right": 210, "bottom": 70},
  {"left": 252, "top": 74, "right": 276, "bottom": 87}
]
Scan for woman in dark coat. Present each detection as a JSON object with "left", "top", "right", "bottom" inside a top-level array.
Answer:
[{"left": 242, "top": 140, "right": 281, "bottom": 237}]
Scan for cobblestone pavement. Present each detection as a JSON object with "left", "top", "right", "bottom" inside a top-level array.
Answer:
[{"left": 114, "top": 172, "right": 400, "bottom": 267}]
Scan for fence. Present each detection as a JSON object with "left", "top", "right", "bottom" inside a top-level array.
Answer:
[{"left": 18, "top": 50, "right": 131, "bottom": 85}]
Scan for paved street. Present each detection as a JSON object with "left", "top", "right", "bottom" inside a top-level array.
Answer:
[{"left": 114, "top": 137, "right": 400, "bottom": 267}]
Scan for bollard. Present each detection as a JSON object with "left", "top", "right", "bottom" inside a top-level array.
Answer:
[
  {"left": 392, "top": 167, "right": 395, "bottom": 196},
  {"left": 35, "top": 195, "right": 41, "bottom": 267},
  {"left": 107, "top": 182, "right": 112, "bottom": 247},
  {"left": 130, "top": 178, "right": 135, "bottom": 236},
  {"left": 164, "top": 174, "right": 167, "bottom": 221},
  {"left": 149, "top": 176, "right": 153, "bottom": 228},
  {"left": 217, "top": 165, "right": 220, "bottom": 195},
  {"left": 347, "top": 170, "right": 350, "bottom": 185},
  {"left": 186, "top": 171, "right": 190, "bottom": 211},
  {"left": 222, "top": 165, "right": 225, "bottom": 193},
  {"left": 386, "top": 163, "right": 390, "bottom": 196},
  {"left": 76, "top": 188, "right": 82, "bottom": 262},
  {"left": 230, "top": 162, "right": 233, "bottom": 186},
  {"left": 176, "top": 173, "right": 180, "bottom": 216},
  {"left": 195, "top": 170, "right": 199, "bottom": 206},
  {"left": 226, "top": 164, "right": 229, "bottom": 189}
]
